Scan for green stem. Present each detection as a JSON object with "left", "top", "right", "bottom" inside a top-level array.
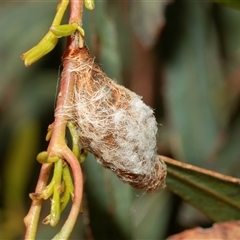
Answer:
[
  {"left": 61, "top": 164, "right": 74, "bottom": 212},
  {"left": 53, "top": 149, "right": 83, "bottom": 239},
  {"left": 50, "top": 159, "right": 63, "bottom": 226},
  {"left": 52, "top": 0, "right": 70, "bottom": 26},
  {"left": 68, "top": 122, "right": 80, "bottom": 159}
]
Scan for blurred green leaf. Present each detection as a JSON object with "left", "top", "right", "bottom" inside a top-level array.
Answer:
[
  {"left": 218, "top": 5, "right": 240, "bottom": 61},
  {"left": 83, "top": 154, "right": 171, "bottom": 239},
  {"left": 84, "top": 0, "right": 122, "bottom": 81},
  {"left": 212, "top": 0, "right": 240, "bottom": 10},
  {"left": 83, "top": 153, "right": 133, "bottom": 239},
  {"left": 163, "top": 156, "right": 240, "bottom": 222},
  {"left": 1, "top": 119, "right": 41, "bottom": 239},
  {"left": 197, "top": 5, "right": 240, "bottom": 177},
  {"left": 0, "top": 2, "right": 56, "bottom": 97},
  {"left": 214, "top": 113, "right": 240, "bottom": 178},
  {"left": 130, "top": 1, "right": 169, "bottom": 47},
  {"left": 165, "top": 2, "right": 226, "bottom": 167},
  {"left": 132, "top": 190, "right": 171, "bottom": 239}
]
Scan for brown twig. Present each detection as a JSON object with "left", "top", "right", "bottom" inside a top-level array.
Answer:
[
  {"left": 24, "top": 163, "right": 52, "bottom": 239},
  {"left": 50, "top": 0, "right": 85, "bottom": 237}
]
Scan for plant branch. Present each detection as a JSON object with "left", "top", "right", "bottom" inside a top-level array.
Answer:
[
  {"left": 24, "top": 163, "right": 52, "bottom": 239},
  {"left": 53, "top": 148, "right": 83, "bottom": 239},
  {"left": 24, "top": 0, "right": 85, "bottom": 239},
  {"left": 69, "top": 0, "right": 83, "bottom": 25}
]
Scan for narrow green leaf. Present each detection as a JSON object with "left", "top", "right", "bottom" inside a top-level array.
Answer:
[{"left": 162, "top": 155, "right": 240, "bottom": 222}]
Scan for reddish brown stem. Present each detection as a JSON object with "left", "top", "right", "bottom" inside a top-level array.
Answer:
[
  {"left": 24, "top": 0, "right": 84, "bottom": 239},
  {"left": 24, "top": 164, "right": 52, "bottom": 239},
  {"left": 69, "top": 0, "right": 83, "bottom": 25},
  {"left": 51, "top": 0, "right": 84, "bottom": 238},
  {"left": 53, "top": 148, "right": 83, "bottom": 239}
]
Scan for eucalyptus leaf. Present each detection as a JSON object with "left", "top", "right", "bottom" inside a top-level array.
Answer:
[{"left": 162, "top": 156, "right": 240, "bottom": 222}]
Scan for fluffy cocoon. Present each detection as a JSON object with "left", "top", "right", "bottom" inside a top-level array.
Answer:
[{"left": 59, "top": 47, "right": 166, "bottom": 193}]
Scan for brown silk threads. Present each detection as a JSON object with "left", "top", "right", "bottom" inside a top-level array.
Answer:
[{"left": 59, "top": 47, "right": 166, "bottom": 193}]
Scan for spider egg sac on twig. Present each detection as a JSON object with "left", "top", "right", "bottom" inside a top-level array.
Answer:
[{"left": 60, "top": 47, "right": 167, "bottom": 193}]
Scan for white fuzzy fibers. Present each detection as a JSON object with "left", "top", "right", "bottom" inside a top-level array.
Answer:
[{"left": 59, "top": 47, "right": 166, "bottom": 193}]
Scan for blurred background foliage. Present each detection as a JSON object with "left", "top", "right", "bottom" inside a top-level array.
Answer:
[{"left": 1, "top": 0, "right": 240, "bottom": 239}]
